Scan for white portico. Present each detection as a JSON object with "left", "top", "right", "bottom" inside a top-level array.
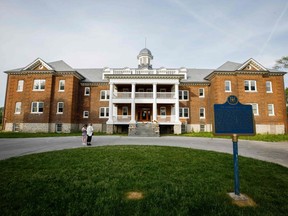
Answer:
[{"left": 104, "top": 48, "right": 186, "bottom": 134}]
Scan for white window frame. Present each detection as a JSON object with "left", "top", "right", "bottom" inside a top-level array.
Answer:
[
  {"left": 56, "top": 123, "right": 62, "bottom": 133},
  {"left": 250, "top": 103, "right": 259, "bottom": 116},
  {"left": 83, "top": 111, "right": 89, "bottom": 118},
  {"left": 31, "top": 102, "right": 44, "bottom": 113},
  {"left": 17, "top": 80, "right": 24, "bottom": 92},
  {"left": 199, "top": 107, "right": 205, "bottom": 119},
  {"left": 266, "top": 81, "right": 273, "bottom": 93},
  {"left": 225, "top": 80, "right": 231, "bottom": 92},
  {"left": 244, "top": 80, "right": 257, "bottom": 92},
  {"left": 100, "top": 90, "right": 110, "bottom": 100},
  {"left": 15, "top": 102, "right": 21, "bottom": 114},
  {"left": 199, "top": 88, "right": 205, "bottom": 98},
  {"left": 122, "top": 106, "right": 128, "bottom": 118},
  {"left": 57, "top": 102, "right": 64, "bottom": 114},
  {"left": 268, "top": 104, "right": 275, "bottom": 116},
  {"left": 100, "top": 107, "right": 109, "bottom": 118},
  {"left": 59, "top": 80, "right": 65, "bottom": 92},
  {"left": 33, "top": 79, "right": 45, "bottom": 91},
  {"left": 84, "top": 87, "right": 90, "bottom": 96},
  {"left": 179, "top": 90, "right": 189, "bottom": 101},
  {"left": 160, "top": 107, "right": 166, "bottom": 118},
  {"left": 179, "top": 107, "right": 189, "bottom": 118}
]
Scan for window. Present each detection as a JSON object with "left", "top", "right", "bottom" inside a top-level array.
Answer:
[
  {"left": 200, "top": 107, "right": 205, "bottom": 118},
  {"left": 266, "top": 81, "right": 272, "bottom": 93},
  {"left": 100, "top": 107, "right": 109, "bottom": 118},
  {"left": 225, "top": 80, "right": 231, "bottom": 92},
  {"left": 84, "top": 87, "right": 90, "bottom": 96},
  {"left": 122, "top": 106, "right": 128, "bottom": 118},
  {"left": 179, "top": 90, "right": 189, "bottom": 100},
  {"left": 15, "top": 102, "right": 21, "bottom": 114},
  {"left": 17, "top": 80, "right": 24, "bottom": 92},
  {"left": 268, "top": 104, "right": 275, "bottom": 116},
  {"left": 59, "top": 80, "right": 65, "bottom": 91},
  {"left": 100, "top": 90, "right": 110, "bottom": 100},
  {"left": 57, "top": 102, "right": 64, "bottom": 114},
  {"left": 33, "top": 79, "right": 45, "bottom": 91},
  {"left": 200, "top": 124, "right": 205, "bottom": 132},
  {"left": 250, "top": 103, "right": 259, "bottom": 115},
  {"left": 160, "top": 107, "right": 166, "bottom": 118},
  {"left": 199, "top": 88, "right": 205, "bottom": 97},
  {"left": 56, "top": 124, "right": 62, "bottom": 133},
  {"left": 83, "top": 111, "right": 89, "bottom": 118},
  {"left": 244, "top": 80, "right": 257, "bottom": 92},
  {"left": 31, "top": 102, "right": 44, "bottom": 113},
  {"left": 179, "top": 107, "right": 189, "bottom": 118}
]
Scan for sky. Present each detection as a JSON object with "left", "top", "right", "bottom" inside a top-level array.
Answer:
[{"left": 0, "top": 0, "right": 288, "bottom": 106}]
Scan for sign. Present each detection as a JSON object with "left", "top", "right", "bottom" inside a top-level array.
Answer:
[
  {"left": 213, "top": 95, "right": 255, "bottom": 136},
  {"left": 213, "top": 95, "right": 255, "bottom": 197}
]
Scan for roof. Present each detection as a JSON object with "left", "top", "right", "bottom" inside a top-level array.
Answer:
[
  {"left": 215, "top": 61, "right": 242, "bottom": 71},
  {"left": 48, "top": 60, "right": 76, "bottom": 71},
  {"left": 76, "top": 68, "right": 105, "bottom": 82}
]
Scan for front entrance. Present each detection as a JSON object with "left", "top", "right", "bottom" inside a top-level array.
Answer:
[{"left": 137, "top": 107, "right": 151, "bottom": 121}]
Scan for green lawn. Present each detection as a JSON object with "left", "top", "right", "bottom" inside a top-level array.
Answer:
[{"left": 0, "top": 146, "right": 287, "bottom": 216}]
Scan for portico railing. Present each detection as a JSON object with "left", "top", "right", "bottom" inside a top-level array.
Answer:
[
  {"left": 112, "top": 115, "right": 176, "bottom": 123},
  {"left": 112, "top": 92, "right": 175, "bottom": 99}
]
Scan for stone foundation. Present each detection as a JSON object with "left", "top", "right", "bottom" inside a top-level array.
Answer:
[{"left": 173, "top": 124, "right": 182, "bottom": 134}]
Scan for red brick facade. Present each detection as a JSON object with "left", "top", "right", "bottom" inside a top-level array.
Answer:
[{"left": 2, "top": 57, "right": 287, "bottom": 134}]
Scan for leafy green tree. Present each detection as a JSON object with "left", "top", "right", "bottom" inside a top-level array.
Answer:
[
  {"left": 0, "top": 107, "right": 3, "bottom": 126},
  {"left": 273, "top": 56, "right": 288, "bottom": 70}
]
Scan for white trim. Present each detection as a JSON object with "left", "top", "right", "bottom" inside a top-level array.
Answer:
[
  {"left": 266, "top": 81, "right": 273, "bottom": 93},
  {"left": 179, "top": 90, "right": 189, "bottom": 101},
  {"left": 23, "top": 58, "right": 53, "bottom": 71},
  {"left": 238, "top": 58, "right": 267, "bottom": 71},
  {"left": 199, "top": 88, "right": 205, "bottom": 98},
  {"left": 100, "top": 90, "right": 110, "bottom": 100},
  {"left": 83, "top": 111, "right": 89, "bottom": 118},
  {"left": 179, "top": 107, "right": 189, "bottom": 118},
  {"left": 244, "top": 80, "right": 257, "bottom": 92},
  {"left": 84, "top": 87, "right": 90, "bottom": 96},
  {"left": 199, "top": 107, "right": 205, "bottom": 119},
  {"left": 15, "top": 102, "right": 21, "bottom": 114},
  {"left": 58, "top": 80, "right": 65, "bottom": 92},
  {"left": 17, "top": 80, "right": 24, "bottom": 92},
  {"left": 225, "top": 80, "right": 232, "bottom": 92},
  {"left": 33, "top": 79, "right": 46, "bottom": 91},
  {"left": 31, "top": 102, "right": 44, "bottom": 113},
  {"left": 100, "top": 107, "right": 109, "bottom": 118},
  {"left": 57, "top": 102, "right": 64, "bottom": 114},
  {"left": 268, "top": 104, "right": 275, "bottom": 116}
]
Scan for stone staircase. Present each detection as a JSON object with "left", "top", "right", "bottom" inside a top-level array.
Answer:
[{"left": 128, "top": 122, "right": 160, "bottom": 137}]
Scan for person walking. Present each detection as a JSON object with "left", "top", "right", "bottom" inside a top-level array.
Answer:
[
  {"left": 87, "top": 123, "right": 94, "bottom": 146},
  {"left": 81, "top": 124, "right": 87, "bottom": 146}
]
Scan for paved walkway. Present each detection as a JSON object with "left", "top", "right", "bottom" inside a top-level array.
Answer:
[{"left": 0, "top": 136, "right": 287, "bottom": 167}]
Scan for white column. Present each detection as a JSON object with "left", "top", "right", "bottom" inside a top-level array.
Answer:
[
  {"left": 174, "top": 82, "right": 180, "bottom": 123},
  {"left": 107, "top": 82, "right": 114, "bottom": 124},
  {"left": 153, "top": 83, "right": 157, "bottom": 121},
  {"left": 130, "top": 83, "right": 136, "bottom": 123}
]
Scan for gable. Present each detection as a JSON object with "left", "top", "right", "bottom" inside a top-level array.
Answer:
[
  {"left": 23, "top": 58, "right": 53, "bottom": 71},
  {"left": 237, "top": 58, "right": 267, "bottom": 71}
]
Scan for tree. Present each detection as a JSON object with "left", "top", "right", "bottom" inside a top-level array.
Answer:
[{"left": 273, "top": 56, "right": 288, "bottom": 70}]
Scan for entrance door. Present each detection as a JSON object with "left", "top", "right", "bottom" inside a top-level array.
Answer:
[{"left": 138, "top": 108, "right": 151, "bottom": 121}]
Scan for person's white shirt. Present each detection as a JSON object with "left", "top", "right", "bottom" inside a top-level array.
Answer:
[{"left": 87, "top": 125, "right": 94, "bottom": 136}]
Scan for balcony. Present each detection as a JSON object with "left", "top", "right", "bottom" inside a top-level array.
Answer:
[
  {"left": 113, "top": 92, "right": 175, "bottom": 99},
  {"left": 112, "top": 115, "right": 176, "bottom": 124}
]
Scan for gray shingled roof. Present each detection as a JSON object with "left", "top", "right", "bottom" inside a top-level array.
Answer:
[
  {"left": 215, "top": 61, "right": 242, "bottom": 71},
  {"left": 48, "top": 60, "right": 75, "bottom": 71},
  {"left": 185, "top": 69, "right": 214, "bottom": 82},
  {"left": 76, "top": 68, "right": 106, "bottom": 82}
]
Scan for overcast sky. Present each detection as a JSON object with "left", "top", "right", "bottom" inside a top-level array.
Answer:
[{"left": 1, "top": 0, "right": 288, "bottom": 107}]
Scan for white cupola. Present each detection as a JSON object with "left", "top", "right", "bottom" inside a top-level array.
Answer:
[{"left": 137, "top": 48, "right": 153, "bottom": 69}]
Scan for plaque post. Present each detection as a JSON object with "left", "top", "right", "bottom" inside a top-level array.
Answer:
[{"left": 232, "top": 134, "right": 240, "bottom": 195}]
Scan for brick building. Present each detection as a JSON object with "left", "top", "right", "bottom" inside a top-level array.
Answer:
[{"left": 2, "top": 48, "right": 287, "bottom": 135}]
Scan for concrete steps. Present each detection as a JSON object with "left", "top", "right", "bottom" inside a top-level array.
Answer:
[{"left": 128, "top": 122, "right": 160, "bottom": 137}]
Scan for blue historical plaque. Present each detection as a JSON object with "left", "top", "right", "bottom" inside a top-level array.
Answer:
[{"left": 213, "top": 95, "right": 255, "bottom": 136}]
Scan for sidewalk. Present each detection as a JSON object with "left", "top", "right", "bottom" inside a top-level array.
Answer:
[{"left": 0, "top": 136, "right": 287, "bottom": 167}]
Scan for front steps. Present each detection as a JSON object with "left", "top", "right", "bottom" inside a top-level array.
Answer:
[{"left": 128, "top": 122, "right": 160, "bottom": 137}]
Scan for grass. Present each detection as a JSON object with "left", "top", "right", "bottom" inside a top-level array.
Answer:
[
  {"left": 0, "top": 146, "right": 287, "bottom": 216},
  {"left": 180, "top": 132, "right": 288, "bottom": 142},
  {"left": 0, "top": 131, "right": 287, "bottom": 142}
]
